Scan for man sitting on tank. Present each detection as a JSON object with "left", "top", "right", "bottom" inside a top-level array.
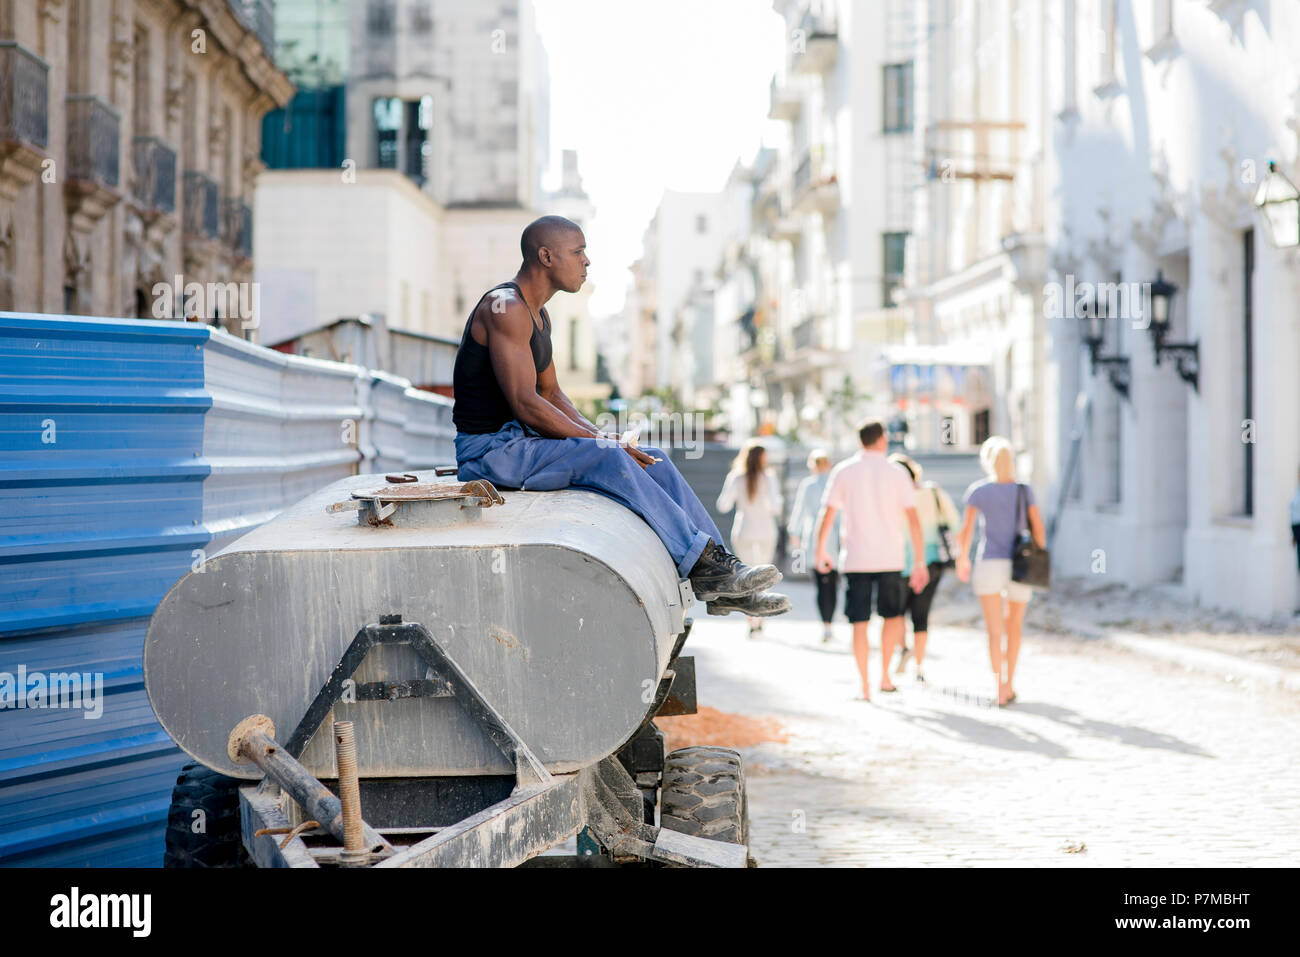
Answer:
[{"left": 452, "top": 215, "right": 790, "bottom": 618}]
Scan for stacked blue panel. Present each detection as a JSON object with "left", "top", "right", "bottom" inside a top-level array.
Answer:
[{"left": 0, "top": 314, "right": 212, "bottom": 866}]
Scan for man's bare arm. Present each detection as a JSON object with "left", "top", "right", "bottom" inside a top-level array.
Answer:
[
  {"left": 536, "top": 359, "right": 602, "bottom": 434},
  {"left": 814, "top": 504, "right": 837, "bottom": 571},
  {"left": 485, "top": 301, "right": 596, "bottom": 439}
]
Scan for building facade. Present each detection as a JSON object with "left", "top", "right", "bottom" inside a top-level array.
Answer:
[
  {"left": 1047, "top": 0, "right": 1300, "bottom": 620},
  {"left": 900, "top": 0, "right": 1053, "bottom": 468},
  {"left": 255, "top": 0, "right": 604, "bottom": 385},
  {"left": 0, "top": 0, "right": 291, "bottom": 325},
  {"left": 752, "top": 0, "right": 919, "bottom": 452}
]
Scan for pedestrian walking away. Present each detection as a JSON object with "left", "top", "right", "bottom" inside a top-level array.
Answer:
[
  {"left": 452, "top": 215, "right": 790, "bottom": 618},
  {"left": 717, "top": 442, "right": 784, "bottom": 637},
  {"left": 889, "top": 453, "right": 960, "bottom": 682},
  {"left": 955, "top": 436, "right": 1047, "bottom": 707},
  {"left": 814, "top": 419, "right": 928, "bottom": 700},
  {"left": 788, "top": 448, "right": 841, "bottom": 642},
  {"left": 1289, "top": 465, "right": 1300, "bottom": 577}
]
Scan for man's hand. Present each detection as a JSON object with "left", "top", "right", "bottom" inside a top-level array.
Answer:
[
  {"left": 816, "top": 549, "right": 833, "bottom": 574},
  {"left": 625, "top": 445, "right": 658, "bottom": 469},
  {"left": 909, "top": 564, "right": 930, "bottom": 593},
  {"left": 956, "top": 554, "right": 971, "bottom": 583}
]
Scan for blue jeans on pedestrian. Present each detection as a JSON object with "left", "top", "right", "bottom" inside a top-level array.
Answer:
[{"left": 454, "top": 420, "right": 722, "bottom": 578}]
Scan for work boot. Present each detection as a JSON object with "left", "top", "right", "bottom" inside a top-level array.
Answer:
[
  {"left": 705, "top": 591, "right": 792, "bottom": 617},
  {"left": 688, "top": 540, "right": 782, "bottom": 601}
]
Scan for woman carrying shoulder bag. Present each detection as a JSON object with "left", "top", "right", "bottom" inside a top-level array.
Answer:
[{"left": 955, "top": 437, "right": 1047, "bottom": 707}]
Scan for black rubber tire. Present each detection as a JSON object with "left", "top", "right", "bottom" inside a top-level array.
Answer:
[
  {"left": 163, "top": 762, "right": 251, "bottom": 868},
  {"left": 659, "top": 746, "right": 749, "bottom": 846}
]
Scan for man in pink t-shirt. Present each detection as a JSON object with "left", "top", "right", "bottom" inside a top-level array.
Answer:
[{"left": 815, "top": 419, "right": 928, "bottom": 699}]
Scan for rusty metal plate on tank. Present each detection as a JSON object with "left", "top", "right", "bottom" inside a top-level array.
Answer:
[{"left": 327, "top": 480, "right": 505, "bottom": 526}]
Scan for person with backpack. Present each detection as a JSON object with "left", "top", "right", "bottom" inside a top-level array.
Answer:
[{"left": 888, "top": 453, "right": 960, "bottom": 683}]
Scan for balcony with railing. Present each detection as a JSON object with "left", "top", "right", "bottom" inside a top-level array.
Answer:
[
  {"left": 0, "top": 41, "right": 49, "bottom": 149},
  {"left": 65, "top": 95, "right": 121, "bottom": 228},
  {"left": 183, "top": 171, "right": 220, "bottom": 241},
  {"left": 0, "top": 40, "right": 49, "bottom": 200},
  {"left": 768, "top": 74, "right": 802, "bottom": 121},
  {"left": 66, "top": 95, "right": 120, "bottom": 187},
  {"left": 131, "top": 136, "right": 177, "bottom": 217},
  {"left": 792, "top": 315, "right": 826, "bottom": 352},
  {"left": 222, "top": 197, "right": 253, "bottom": 260},
  {"left": 791, "top": 4, "right": 839, "bottom": 75},
  {"left": 791, "top": 145, "right": 839, "bottom": 215}
]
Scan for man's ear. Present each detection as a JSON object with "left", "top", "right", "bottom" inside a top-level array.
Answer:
[{"left": 537, "top": 246, "right": 552, "bottom": 268}]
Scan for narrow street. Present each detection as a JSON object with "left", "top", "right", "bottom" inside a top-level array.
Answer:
[{"left": 682, "top": 580, "right": 1300, "bottom": 867}]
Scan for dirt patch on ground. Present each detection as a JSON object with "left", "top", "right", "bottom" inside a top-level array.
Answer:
[{"left": 657, "top": 706, "right": 790, "bottom": 755}]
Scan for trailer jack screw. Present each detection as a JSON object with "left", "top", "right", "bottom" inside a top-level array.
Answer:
[{"left": 334, "top": 720, "right": 367, "bottom": 866}]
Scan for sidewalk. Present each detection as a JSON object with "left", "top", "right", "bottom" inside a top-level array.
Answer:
[{"left": 923, "top": 574, "right": 1300, "bottom": 695}]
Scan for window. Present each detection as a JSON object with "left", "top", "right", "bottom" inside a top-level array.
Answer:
[
  {"left": 367, "top": 0, "right": 395, "bottom": 35},
  {"left": 882, "top": 232, "right": 907, "bottom": 307},
  {"left": 404, "top": 99, "right": 428, "bottom": 184},
  {"left": 569, "top": 317, "right": 580, "bottom": 371},
  {"left": 882, "top": 62, "right": 913, "bottom": 133},
  {"left": 373, "top": 97, "right": 401, "bottom": 169},
  {"left": 133, "top": 25, "right": 150, "bottom": 136}
]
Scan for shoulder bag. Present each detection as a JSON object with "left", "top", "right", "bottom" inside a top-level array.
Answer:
[
  {"left": 931, "top": 486, "right": 957, "bottom": 569},
  {"left": 1011, "top": 483, "right": 1050, "bottom": 588}
]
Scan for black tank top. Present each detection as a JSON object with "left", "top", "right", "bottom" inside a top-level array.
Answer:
[{"left": 451, "top": 281, "right": 553, "bottom": 434}]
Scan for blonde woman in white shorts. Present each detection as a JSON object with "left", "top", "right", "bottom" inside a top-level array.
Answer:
[{"left": 955, "top": 437, "right": 1046, "bottom": 707}]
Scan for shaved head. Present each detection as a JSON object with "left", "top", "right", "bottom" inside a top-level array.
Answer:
[{"left": 521, "top": 215, "right": 583, "bottom": 266}]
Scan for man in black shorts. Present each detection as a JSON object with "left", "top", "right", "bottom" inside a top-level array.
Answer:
[{"left": 814, "top": 420, "right": 927, "bottom": 699}]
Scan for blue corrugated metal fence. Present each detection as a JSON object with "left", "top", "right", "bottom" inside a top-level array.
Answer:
[{"left": 0, "top": 313, "right": 454, "bottom": 866}]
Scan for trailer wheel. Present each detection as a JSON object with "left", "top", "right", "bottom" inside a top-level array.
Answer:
[
  {"left": 660, "top": 746, "right": 749, "bottom": 849},
  {"left": 163, "top": 762, "right": 251, "bottom": 868}
]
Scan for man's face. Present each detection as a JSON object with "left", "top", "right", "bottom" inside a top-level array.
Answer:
[{"left": 543, "top": 230, "right": 590, "bottom": 293}]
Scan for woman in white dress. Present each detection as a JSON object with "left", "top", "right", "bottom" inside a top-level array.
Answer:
[{"left": 717, "top": 442, "right": 783, "bottom": 638}]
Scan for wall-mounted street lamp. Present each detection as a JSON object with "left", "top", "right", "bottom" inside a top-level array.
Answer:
[
  {"left": 1253, "top": 160, "right": 1300, "bottom": 248},
  {"left": 1144, "top": 270, "right": 1199, "bottom": 391},
  {"left": 1078, "top": 289, "right": 1131, "bottom": 400}
]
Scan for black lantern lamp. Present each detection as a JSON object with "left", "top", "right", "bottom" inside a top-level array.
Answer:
[
  {"left": 1076, "top": 286, "right": 1130, "bottom": 400},
  {"left": 1144, "top": 270, "right": 1198, "bottom": 390},
  {"left": 1253, "top": 160, "right": 1300, "bottom": 248}
]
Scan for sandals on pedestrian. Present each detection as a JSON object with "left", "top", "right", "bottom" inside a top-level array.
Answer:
[{"left": 879, "top": 684, "right": 900, "bottom": 693}]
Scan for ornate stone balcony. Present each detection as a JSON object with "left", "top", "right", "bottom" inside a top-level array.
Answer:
[
  {"left": 183, "top": 170, "right": 220, "bottom": 241},
  {"left": 222, "top": 197, "right": 252, "bottom": 260},
  {"left": 0, "top": 40, "right": 50, "bottom": 201},
  {"left": 131, "top": 136, "right": 177, "bottom": 219},
  {"left": 65, "top": 94, "right": 122, "bottom": 230}
]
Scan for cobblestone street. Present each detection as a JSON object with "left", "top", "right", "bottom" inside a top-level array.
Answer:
[{"left": 686, "top": 579, "right": 1300, "bottom": 867}]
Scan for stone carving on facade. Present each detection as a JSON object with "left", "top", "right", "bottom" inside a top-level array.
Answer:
[
  {"left": 110, "top": 9, "right": 134, "bottom": 82},
  {"left": 1085, "top": 206, "right": 1123, "bottom": 271},
  {"left": 1131, "top": 151, "right": 1185, "bottom": 255},
  {"left": 1199, "top": 134, "right": 1254, "bottom": 228}
]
